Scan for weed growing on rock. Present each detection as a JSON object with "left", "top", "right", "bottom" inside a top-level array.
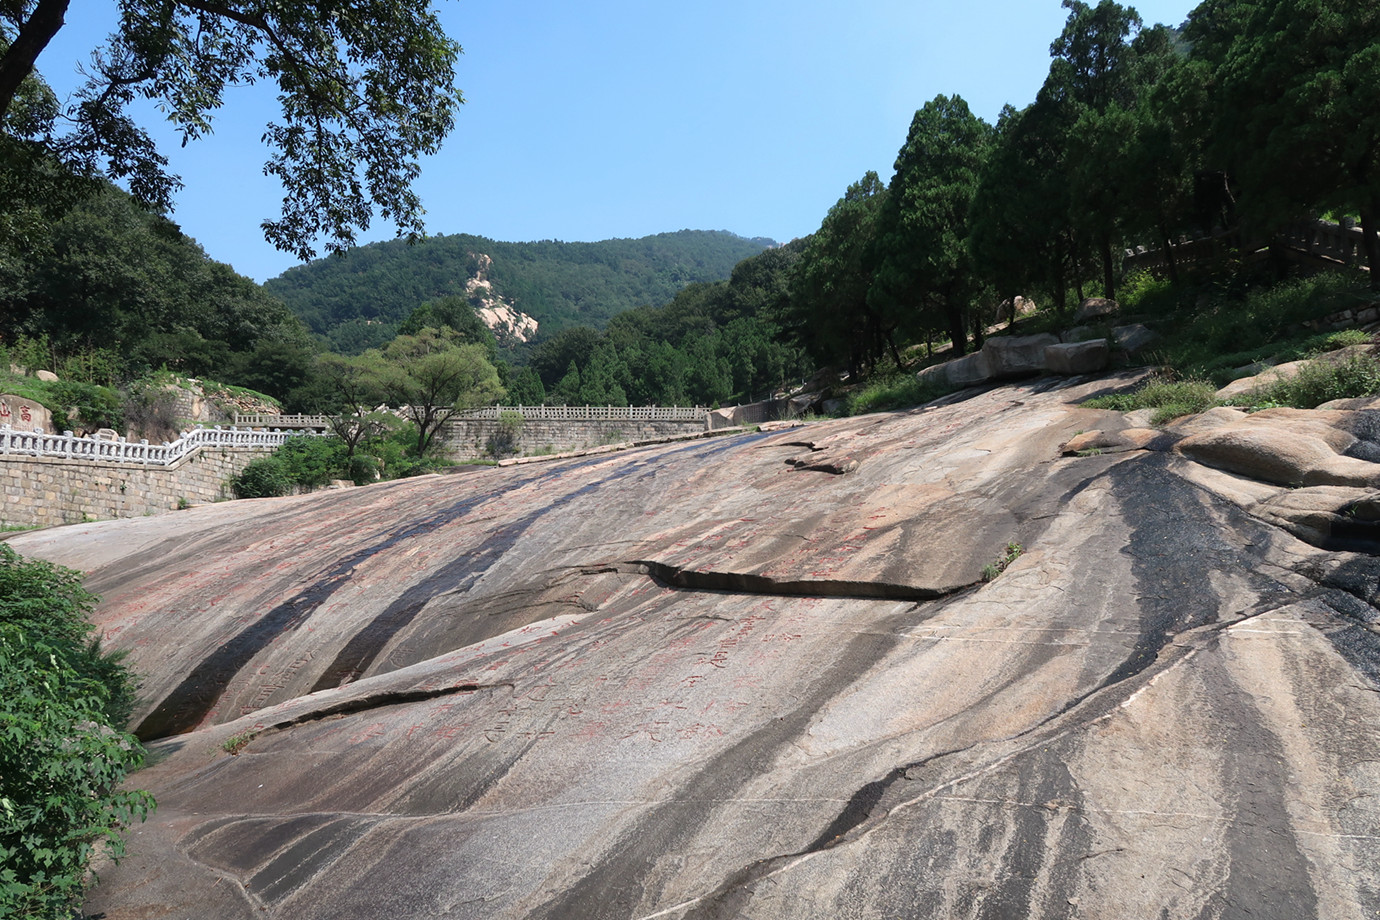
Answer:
[
  {"left": 849, "top": 374, "right": 954, "bottom": 415},
  {"left": 222, "top": 731, "right": 258, "bottom": 755},
  {"left": 982, "top": 542, "right": 1024, "bottom": 582}
]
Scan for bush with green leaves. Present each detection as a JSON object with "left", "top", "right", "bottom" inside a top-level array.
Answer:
[
  {"left": 1158, "top": 271, "right": 1372, "bottom": 375},
  {"left": 1118, "top": 269, "right": 1176, "bottom": 314},
  {"left": 0, "top": 545, "right": 153, "bottom": 918},
  {"left": 486, "top": 410, "right": 524, "bottom": 458},
  {"left": 274, "top": 436, "right": 348, "bottom": 490},
  {"left": 1233, "top": 351, "right": 1380, "bottom": 410},
  {"left": 231, "top": 455, "right": 293, "bottom": 498},
  {"left": 231, "top": 436, "right": 350, "bottom": 498},
  {"left": 48, "top": 381, "right": 123, "bottom": 432}
]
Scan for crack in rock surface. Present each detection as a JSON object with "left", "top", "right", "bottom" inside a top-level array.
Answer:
[{"left": 9, "top": 373, "right": 1380, "bottom": 920}]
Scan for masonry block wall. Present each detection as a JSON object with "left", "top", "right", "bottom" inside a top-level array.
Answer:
[
  {"left": 1, "top": 446, "right": 277, "bottom": 528},
  {"left": 441, "top": 418, "right": 705, "bottom": 459}
]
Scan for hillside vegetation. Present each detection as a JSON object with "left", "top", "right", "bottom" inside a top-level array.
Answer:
[{"left": 264, "top": 230, "right": 774, "bottom": 353}]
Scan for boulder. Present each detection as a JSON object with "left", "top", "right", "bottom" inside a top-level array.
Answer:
[
  {"left": 1250, "top": 485, "right": 1380, "bottom": 547},
  {"left": 1215, "top": 360, "right": 1300, "bottom": 400},
  {"left": 1044, "top": 340, "right": 1110, "bottom": 375},
  {"left": 1073, "top": 297, "right": 1118, "bottom": 323},
  {"left": 1176, "top": 426, "right": 1380, "bottom": 488},
  {"left": 1111, "top": 323, "right": 1160, "bottom": 355},
  {"left": 34, "top": 369, "right": 59, "bottom": 383},
  {"left": 1165, "top": 406, "right": 1249, "bottom": 435},
  {"left": 1060, "top": 427, "right": 1174, "bottom": 455},
  {"left": 944, "top": 350, "right": 992, "bottom": 387},
  {"left": 1060, "top": 325, "right": 1099, "bottom": 344},
  {"left": 0, "top": 395, "right": 53, "bottom": 433},
  {"left": 983, "top": 333, "right": 1060, "bottom": 379}
]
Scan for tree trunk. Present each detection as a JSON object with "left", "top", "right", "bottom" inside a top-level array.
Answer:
[
  {"left": 1360, "top": 208, "right": 1380, "bottom": 291},
  {"left": 1100, "top": 232, "right": 1116, "bottom": 301},
  {"left": 946, "top": 306, "right": 967, "bottom": 357},
  {"left": 885, "top": 331, "right": 904, "bottom": 370},
  {"left": 1050, "top": 243, "right": 1068, "bottom": 313},
  {"left": 0, "top": 0, "right": 71, "bottom": 121},
  {"left": 971, "top": 308, "right": 984, "bottom": 350},
  {"left": 1157, "top": 216, "right": 1180, "bottom": 285}
]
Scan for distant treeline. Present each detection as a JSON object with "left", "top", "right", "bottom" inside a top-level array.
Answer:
[{"left": 264, "top": 230, "right": 775, "bottom": 354}]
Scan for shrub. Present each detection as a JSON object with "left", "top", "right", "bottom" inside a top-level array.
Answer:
[
  {"left": 1118, "top": 269, "right": 1175, "bottom": 313},
  {"left": 1234, "top": 351, "right": 1380, "bottom": 410},
  {"left": 57, "top": 349, "right": 126, "bottom": 387},
  {"left": 121, "top": 381, "right": 181, "bottom": 442},
  {"left": 486, "top": 410, "right": 524, "bottom": 458},
  {"left": 345, "top": 454, "right": 381, "bottom": 486},
  {"left": 1162, "top": 271, "right": 1372, "bottom": 373},
  {"left": 231, "top": 456, "right": 292, "bottom": 498},
  {"left": 274, "top": 436, "right": 347, "bottom": 490},
  {"left": 0, "top": 546, "right": 153, "bottom": 918},
  {"left": 49, "top": 380, "right": 124, "bottom": 432}
]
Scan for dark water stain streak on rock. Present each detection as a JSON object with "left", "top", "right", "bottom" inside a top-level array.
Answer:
[{"left": 524, "top": 607, "right": 919, "bottom": 920}]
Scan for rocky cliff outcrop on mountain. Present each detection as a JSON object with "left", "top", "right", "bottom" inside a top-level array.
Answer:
[
  {"left": 12, "top": 371, "right": 1380, "bottom": 920},
  {"left": 466, "top": 253, "right": 540, "bottom": 344}
]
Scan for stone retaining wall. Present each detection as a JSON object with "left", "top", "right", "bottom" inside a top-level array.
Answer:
[
  {"left": 441, "top": 417, "right": 706, "bottom": 460},
  {"left": 1, "top": 445, "right": 277, "bottom": 528}
]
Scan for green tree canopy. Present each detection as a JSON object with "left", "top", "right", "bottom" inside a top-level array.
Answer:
[
  {"left": 0, "top": 0, "right": 463, "bottom": 260},
  {"left": 399, "top": 295, "right": 498, "bottom": 357},
  {"left": 377, "top": 327, "right": 502, "bottom": 455},
  {"left": 1195, "top": 0, "right": 1380, "bottom": 283},
  {"left": 786, "top": 171, "right": 889, "bottom": 375},
  {"left": 870, "top": 95, "right": 992, "bottom": 354}
]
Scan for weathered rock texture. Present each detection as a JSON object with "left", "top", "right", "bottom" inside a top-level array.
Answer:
[{"left": 11, "top": 372, "right": 1380, "bottom": 920}]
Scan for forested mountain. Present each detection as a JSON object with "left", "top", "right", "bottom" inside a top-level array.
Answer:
[
  {"left": 521, "top": 240, "right": 812, "bottom": 408},
  {"left": 1, "top": 183, "right": 310, "bottom": 379},
  {"left": 264, "top": 230, "right": 774, "bottom": 353}
]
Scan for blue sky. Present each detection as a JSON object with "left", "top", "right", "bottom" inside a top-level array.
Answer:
[{"left": 37, "top": 1, "right": 1196, "bottom": 282}]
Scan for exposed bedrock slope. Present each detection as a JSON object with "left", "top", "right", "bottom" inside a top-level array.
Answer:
[{"left": 11, "top": 372, "right": 1380, "bottom": 920}]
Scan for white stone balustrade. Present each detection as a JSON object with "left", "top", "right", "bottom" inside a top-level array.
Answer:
[{"left": 0, "top": 425, "right": 325, "bottom": 467}]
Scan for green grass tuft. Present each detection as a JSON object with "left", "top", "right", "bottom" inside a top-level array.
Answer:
[
  {"left": 1229, "top": 350, "right": 1380, "bottom": 410},
  {"left": 1083, "top": 377, "right": 1221, "bottom": 424},
  {"left": 848, "top": 373, "right": 954, "bottom": 415}
]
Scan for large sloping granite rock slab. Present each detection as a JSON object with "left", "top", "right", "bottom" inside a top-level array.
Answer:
[{"left": 11, "top": 372, "right": 1380, "bottom": 920}]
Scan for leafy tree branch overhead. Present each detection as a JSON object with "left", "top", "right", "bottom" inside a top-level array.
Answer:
[{"left": 0, "top": 0, "right": 463, "bottom": 260}]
